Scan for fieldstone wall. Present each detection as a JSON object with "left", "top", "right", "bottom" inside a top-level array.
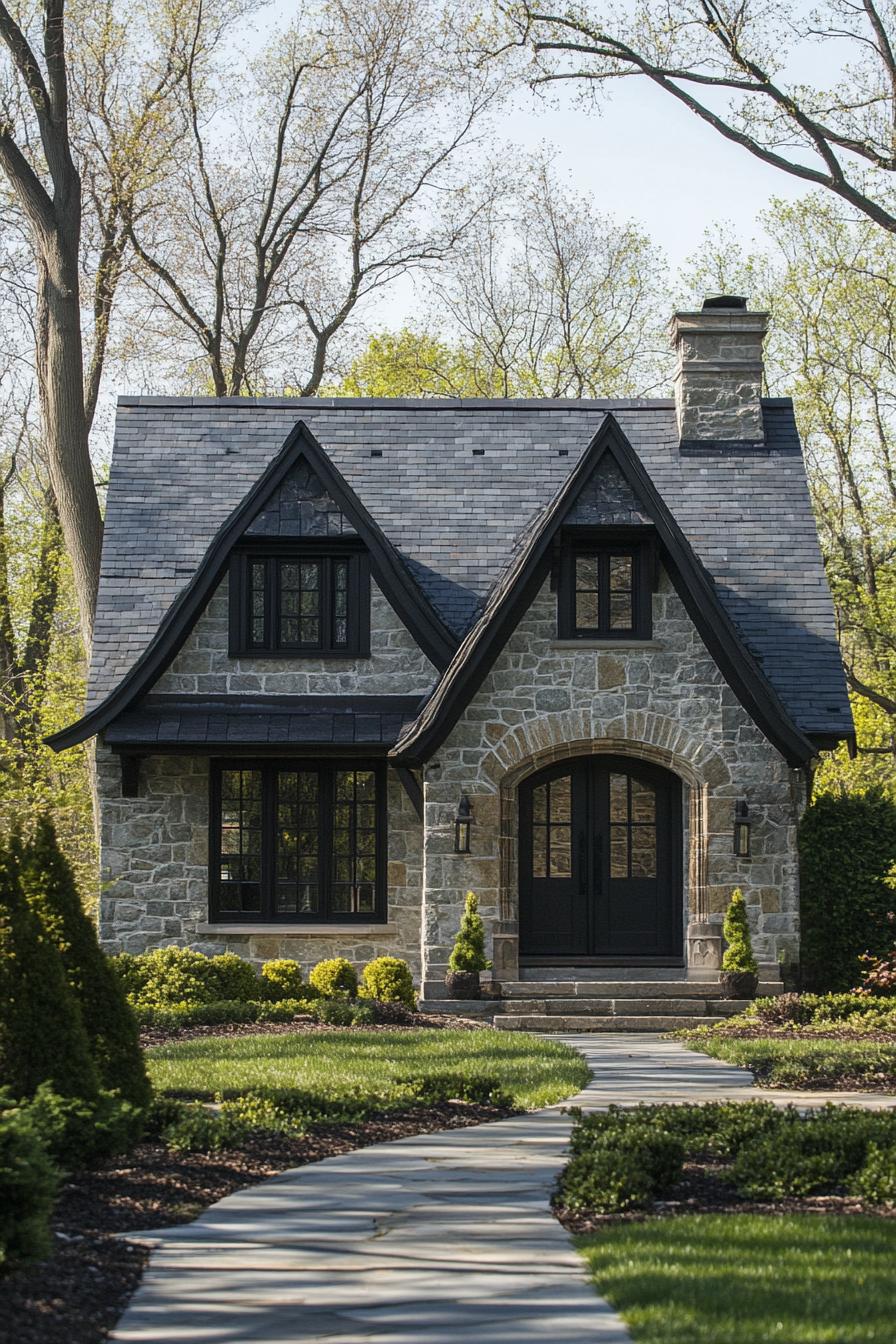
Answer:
[
  {"left": 96, "top": 572, "right": 433, "bottom": 975},
  {"left": 155, "top": 574, "right": 437, "bottom": 696},
  {"left": 96, "top": 747, "right": 425, "bottom": 977},
  {"left": 420, "top": 567, "right": 804, "bottom": 986}
]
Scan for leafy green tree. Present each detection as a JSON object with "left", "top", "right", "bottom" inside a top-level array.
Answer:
[
  {"left": 22, "top": 817, "right": 150, "bottom": 1110},
  {"left": 0, "top": 837, "right": 99, "bottom": 1103},
  {"left": 683, "top": 200, "right": 896, "bottom": 794}
]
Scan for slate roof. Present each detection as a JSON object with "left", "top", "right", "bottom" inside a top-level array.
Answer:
[
  {"left": 86, "top": 395, "right": 852, "bottom": 743},
  {"left": 104, "top": 696, "right": 422, "bottom": 751}
]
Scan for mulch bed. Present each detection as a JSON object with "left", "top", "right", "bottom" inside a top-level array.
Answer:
[
  {"left": 139, "top": 1010, "right": 484, "bottom": 1049},
  {"left": 555, "top": 1158, "right": 896, "bottom": 1234},
  {"left": 2, "top": 1099, "right": 513, "bottom": 1344}
]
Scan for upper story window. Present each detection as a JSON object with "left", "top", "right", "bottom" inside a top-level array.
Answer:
[
  {"left": 229, "top": 545, "right": 370, "bottom": 657},
  {"left": 557, "top": 542, "right": 651, "bottom": 640}
]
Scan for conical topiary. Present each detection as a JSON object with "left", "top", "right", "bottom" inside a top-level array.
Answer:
[
  {"left": 23, "top": 817, "right": 151, "bottom": 1111},
  {"left": 0, "top": 836, "right": 99, "bottom": 1103},
  {"left": 448, "top": 892, "right": 492, "bottom": 973},
  {"left": 721, "top": 888, "right": 758, "bottom": 975}
]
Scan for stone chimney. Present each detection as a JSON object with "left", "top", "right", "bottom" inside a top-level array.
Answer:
[{"left": 670, "top": 295, "right": 768, "bottom": 446}]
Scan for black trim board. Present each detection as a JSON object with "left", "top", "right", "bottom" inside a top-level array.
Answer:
[
  {"left": 48, "top": 421, "right": 457, "bottom": 751},
  {"left": 390, "top": 414, "right": 817, "bottom": 768}
]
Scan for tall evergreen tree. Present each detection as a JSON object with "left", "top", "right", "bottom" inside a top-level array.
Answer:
[
  {"left": 22, "top": 818, "right": 150, "bottom": 1110},
  {"left": 0, "top": 837, "right": 98, "bottom": 1102}
]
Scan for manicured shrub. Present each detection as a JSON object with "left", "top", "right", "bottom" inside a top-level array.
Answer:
[
  {"left": 721, "top": 888, "right": 757, "bottom": 975},
  {"left": 22, "top": 817, "right": 151, "bottom": 1114},
  {"left": 799, "top": 790, "right": 896, "bottom": 991},
  {"left": 309, "top": 957, "right": 358, "bottom": 998},
  {"left": 0, "top": 1101, "right": 59, "bottom": 1268},
  {"left": 749, "top": 991, "right": 896, "bottom": 1028},
  {"left": 359, "top": 956, "right": 416, "bottom": 1009},
  {"left": 17, "top": 1082, "right": 139, "bottom": 1170},
  {"left": 448, "top": 892, "right": 491, "bottom": 973},
  {"left": 159, "top": 1101, "right": 250, "bottom": 1154},
  {"left": 0, "top": 839, "right": 99, "bottom": 1106},
  {"left": 559, "top": 1127, "right": 683, "bottom": 1213},
  {"left": 114, "top": 946, "right": 262, "bottom": 1009},
  {"left": 207, "top": 952, "right": 259, "bottom": 1003},
  {"left": 259, "top": 959, "right": 305, "bottom": 1002},
  {"left": 849, "top": 1143, "right": 896, "bottom": 1203},
  {"left": 310, "top": 996, "right": 356, "bottom": 1026},
  {"left": 729, "top": 1107, "right": 896, "bottom": 1198},
  {"left": 570, "top": 1101, "right": 782, "bottom": 1163},
  {"left": 134, "top": 997, "right": 316, "bottom": 1031}
]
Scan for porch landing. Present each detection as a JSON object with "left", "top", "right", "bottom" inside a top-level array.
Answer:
[{"left": 420, "top": 973, "right": 783, "bottom": 1032}]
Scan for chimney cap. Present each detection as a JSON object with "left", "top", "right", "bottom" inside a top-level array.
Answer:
[{"left": 702, "top": 294, "right": 748, "bottom": 310}]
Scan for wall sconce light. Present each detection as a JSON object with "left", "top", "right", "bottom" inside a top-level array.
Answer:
[
  {"left": 733, "top": 800, "right": 751, "bottom": 857},
  {"left": 454, "top": 794, "right": 472, "bottom": 853}
]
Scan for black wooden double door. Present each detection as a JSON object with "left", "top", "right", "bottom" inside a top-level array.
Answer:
[{"left": 519, "top": 757, "right": 682, "bottom": 960}]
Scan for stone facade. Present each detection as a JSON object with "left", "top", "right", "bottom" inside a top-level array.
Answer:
[
  {"left": 97, "top": 558, "right": 804, "bottom": 987},
  {"left": 418, "top": 567, "right": 804, "bottom": 990},
  {"left": 156, "top": 574, "right": 437, "bottom": 697},
  {"left": 97, "top": 573, "right": 435, "bottom": 974}
]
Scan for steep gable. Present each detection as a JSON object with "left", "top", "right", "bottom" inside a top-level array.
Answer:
[
  {"left": 391, "top": 414, "right": 817, "bottom": 767},
  {"left": 245, "top": 459, "right": 356, "bottom": 538}
]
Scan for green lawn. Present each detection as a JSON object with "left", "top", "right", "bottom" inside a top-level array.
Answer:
[
  {"left": 681, "top": 1032, "right": 896, "bottom": 1091},
  {"left": 146, "top": 1027, "right": 589, "bottom": 1111},
  {"left": 578, "top": 1214, "right": 896, "bottom": 1343}
]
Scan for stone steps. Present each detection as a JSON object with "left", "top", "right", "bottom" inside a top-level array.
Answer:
[
  {"left": 493, "top": 1014, "right": 729, "bottom": 1032},
  {"left": 494, "top": 979, "right": 781, "bottom": 999},
  {"left": 493, "top": 996, "right": 749, "bottom": 1017}
]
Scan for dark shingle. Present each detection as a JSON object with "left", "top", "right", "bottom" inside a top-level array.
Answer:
[{"left": 89, "top": 397, "right": 851, "bottom": 738}]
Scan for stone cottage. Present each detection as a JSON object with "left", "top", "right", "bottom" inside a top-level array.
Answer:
[{"left": 51, "top": 298, "right": 854, "bottom": 1026}]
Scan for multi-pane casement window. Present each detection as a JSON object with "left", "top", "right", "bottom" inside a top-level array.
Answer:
[
  {"left": 209, "top": 762, "right": 385, "bottom": 922},
  {"left": 557, "top": 542, "right": 652, "bottom": 640},
  {"left": 229, "top": 546, "right": 370, "bottom": 656}
]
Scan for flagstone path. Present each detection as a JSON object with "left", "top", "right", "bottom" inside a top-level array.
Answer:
[{"left": 113, "top": 1035, "right": 895, "bottom": 1343}]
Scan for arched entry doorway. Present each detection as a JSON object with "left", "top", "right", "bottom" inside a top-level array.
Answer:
[{"left": 518, "top": 755, "right": 683, "bottom": 962}]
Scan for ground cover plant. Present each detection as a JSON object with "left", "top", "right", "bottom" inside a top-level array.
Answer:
[
  {"left": 556, "top": 1101, "right": 896, "bottom": 1217},
  {"left": 676, "top": 992, "right": 896, "bottom": 1090},
  {"left": 577, "top": 1214, "right": 896, "bottom": 1344}
]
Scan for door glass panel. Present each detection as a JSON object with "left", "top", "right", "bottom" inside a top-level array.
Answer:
[
  {"left": 609, "top": 772, "right": 628, "bottom": 822},
  {"left": 608, "top": 771, "right": 657, "bottom": 881},
  {"left": 530, "top": 775, "right": 572, "bottom": 880},
  {"left": 630, "top": 778, "right": 656, "bottom": 823},
  {"left": 549, "top": 826, "right": 571, "bottom": 877},
  {"left": 631, "top": 825, "right": 657, "bottom": 878}
]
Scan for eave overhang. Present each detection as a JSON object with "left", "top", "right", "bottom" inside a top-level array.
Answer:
[
  {"left": 48, "top": 421, "right": 457, "bottom": 752},
  {"left": 390, "top": 414, "right": 819, "bottom": 769}
]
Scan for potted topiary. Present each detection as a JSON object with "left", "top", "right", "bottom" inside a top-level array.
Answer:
[
  {"left": 445, "top": 891, "right": 492, "bottom": 999},
  {"left": 719, "top": 887, "right": 759, "bottom": 999}
]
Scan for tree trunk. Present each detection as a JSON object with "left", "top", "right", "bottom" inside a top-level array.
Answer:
[{"left": 34, "top": 231, "right": 103, "bottom": 650}]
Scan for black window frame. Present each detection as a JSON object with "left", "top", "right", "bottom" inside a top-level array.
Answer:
[
  {"left": 557, "top": 537, "right": 653, "bottom": 640},
  {"left": 229, "top": 540, "right": 371, "bottom": 658},
  {"left": 209, "top": 758, "right": 388, "bottom": 924}
]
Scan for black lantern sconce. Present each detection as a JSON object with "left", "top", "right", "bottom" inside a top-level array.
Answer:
[
  {"left": 733, "top": 800, "right": 751, "bottom": 857},
  {"left": 454, "top": 794, "right": 472, "bottom": 854}
]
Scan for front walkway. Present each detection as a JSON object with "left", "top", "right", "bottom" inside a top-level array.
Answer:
[{"left": 113, "top": 1036, "right": 895, "bottom": 1343}]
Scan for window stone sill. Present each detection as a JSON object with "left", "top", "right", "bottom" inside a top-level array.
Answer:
[
  {"left": 196, "top": 923, "right": 397, "bottom": 938},
  {"left": 550, "top": 639, "right": 664, "bottom": 651}
]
